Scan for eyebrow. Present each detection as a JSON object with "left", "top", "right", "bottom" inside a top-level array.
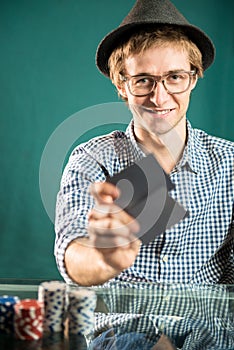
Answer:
[{"left": 131, "top": 70, "right": 188, "bottom": 77}]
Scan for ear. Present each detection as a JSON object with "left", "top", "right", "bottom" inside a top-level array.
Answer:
[{"left": 117, "top": 84, "right": 128, "bottom": 99}]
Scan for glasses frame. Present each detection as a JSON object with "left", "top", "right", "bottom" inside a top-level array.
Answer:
[{"left": 120, "top": 70, "right": 197, "bottom": 97}]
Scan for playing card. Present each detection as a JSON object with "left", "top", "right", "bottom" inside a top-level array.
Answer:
[{"left": 107, "top": 154, "right": 188, "bottom": 244}]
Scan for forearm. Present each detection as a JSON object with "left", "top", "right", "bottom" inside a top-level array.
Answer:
[
  {"left": 64, "top": 238, "right": 121, "bottom": 286},
  {"left": 62, "top": 182, "right": 140, "bottom": 286}
]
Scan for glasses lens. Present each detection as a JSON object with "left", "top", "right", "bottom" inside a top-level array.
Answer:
[
  {"left": 164, "top": 72, "right": 190, "bottom": 94},
  {"left": 129, "top": 76, "right": 155, "bottom": 96}
]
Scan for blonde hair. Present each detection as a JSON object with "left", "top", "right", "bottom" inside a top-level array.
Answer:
[{"left": 108, "top": 26, "right": 203, "bottom": 89}]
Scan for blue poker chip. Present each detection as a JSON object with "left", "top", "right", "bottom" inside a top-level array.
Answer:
[{"left": 0, "top": 295, "right": 19, "bottom": 334}]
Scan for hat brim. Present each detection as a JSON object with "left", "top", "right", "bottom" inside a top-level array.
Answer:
[{"left": 96, "top": 22, "right": 215, "bottom": 77}]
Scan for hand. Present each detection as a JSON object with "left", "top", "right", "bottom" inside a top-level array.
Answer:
[
  {"left": 151, "top": 334, "right": 176, "bottom": 350},
  {"left": 88, "top": 182, "right": 141, "bottom": 271}
]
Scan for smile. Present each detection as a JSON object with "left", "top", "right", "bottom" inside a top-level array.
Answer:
[
  {"left": 153, "top": 109, "right": 172, "bottom": 115},
  {"left": 142, "top": 107, "right": 174, "bottom": 116}
]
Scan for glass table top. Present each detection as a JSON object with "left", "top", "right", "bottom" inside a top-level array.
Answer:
[{"left": 0, "top": 280, "right": 234, "bottom": 349}]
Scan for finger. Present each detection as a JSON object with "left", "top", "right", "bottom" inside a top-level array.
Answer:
[
  {"left": 90, "top": 235, "right": 136, "bottom": 249},
  {"left": 89, "top": 204, "right": 140, "bottom": 233},
  {"left": 89, "top": 216, "right": 136, "bottom": 236},
  {"left": 88, "top": 217, "right": 138, "bottom": 248},
  {"left": 89, "top": 182, "right": 119, "bottom": 204}
]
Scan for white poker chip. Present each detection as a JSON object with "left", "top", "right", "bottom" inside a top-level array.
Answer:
[
  {"left": 67, "top": 289, "right": 97, "bottom": 336},
  {"left": 38, "top": 281, "right": 67, "bottom": 333}
]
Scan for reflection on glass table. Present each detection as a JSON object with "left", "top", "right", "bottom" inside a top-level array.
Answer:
[{"left": 0, "top": 280, "right": 234, "bottom": 349}]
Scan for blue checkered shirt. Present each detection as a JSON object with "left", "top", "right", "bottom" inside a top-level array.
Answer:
[{"left": 55, "top": 119, "right": 234, "bottom": 285}]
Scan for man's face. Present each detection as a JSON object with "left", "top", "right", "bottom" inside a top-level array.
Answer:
[{"left": 118, "top": 45, "right": 197, "bottom": 137}]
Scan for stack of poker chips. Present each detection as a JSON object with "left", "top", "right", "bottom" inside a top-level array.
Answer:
[
  {"left": 14, "top": 299, "right": 44, "bottom": 340},
  {"left": 0, "top": 295, "right": 19, "bottom": 334},
  {"left": 67, "top": 288, "right": 97, "bottom": 337},
  {"left": 38, "top": 280, "right": 67, "bottom": 333},
  {"left": 0, "top": 280, "right": 97, "bottom": 347}
]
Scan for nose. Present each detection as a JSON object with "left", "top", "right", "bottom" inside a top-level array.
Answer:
[{"left": 150, "top": 80, "right": 170, "bottom": 106}]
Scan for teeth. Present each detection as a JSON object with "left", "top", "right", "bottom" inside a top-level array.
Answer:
[
  {"left": 141, "top": 107, "right": 172, "bottom": 115},
  {"left": 154, "top": 109, "right": 170, "bottom": 115}
]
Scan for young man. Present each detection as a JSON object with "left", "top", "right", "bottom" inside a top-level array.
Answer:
[
  {"left": 55, "top": 0, "right": 234, "bottom": 287},
  {"left": 55, "top": 0, "right": 234, "bottom": 347}
]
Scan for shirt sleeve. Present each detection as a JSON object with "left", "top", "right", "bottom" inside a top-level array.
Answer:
[{"left": 54, "top": 146, "right": 107, "bottom": 283}]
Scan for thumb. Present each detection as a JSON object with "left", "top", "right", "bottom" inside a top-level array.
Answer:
[{"left": 89, "top": 182, "right": 120, "bottom": 204}]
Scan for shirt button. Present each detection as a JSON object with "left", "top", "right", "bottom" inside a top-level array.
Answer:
[
  {"left": 162, "top": 255, "right": 168, "bottom": 262},
  {"left": 160, "top": 324, "right": 164, "bottom": 332}
]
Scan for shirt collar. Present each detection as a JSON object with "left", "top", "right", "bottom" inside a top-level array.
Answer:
[
  {"left": 126, "top": 119, "right": 200, "bottom": 174},
  {"left": 126, "top": 120, "right": 146, "bottom": 160},
  {"left": 179, "top": 120, "right": 200, "bottom": 174}
]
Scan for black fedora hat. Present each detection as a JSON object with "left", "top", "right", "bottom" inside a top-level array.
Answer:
[{"left": 96, "top": 0, "right": 215, "bottom": 77}]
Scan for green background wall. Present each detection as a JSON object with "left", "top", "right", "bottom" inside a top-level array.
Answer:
[{"left": 1, "top": 1, "right": 233, "bottom": 280}]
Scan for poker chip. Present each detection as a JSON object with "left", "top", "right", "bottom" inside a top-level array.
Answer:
[
  {"left": 0, "top": 295, "right": 19, "bottom": 334},
  {"left": 38, "top": 281, "right": 67, "bottom": 333},
  {"left": 67, "top": 289, "right": 97, "bottom": 336},
  {"left": 14, "top": 299, "right": 44, "bottom": 340}
]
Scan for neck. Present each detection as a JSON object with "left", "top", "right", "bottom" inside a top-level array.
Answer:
[{"left": 134, "top": 118, "right": 187, "bottom": 173}]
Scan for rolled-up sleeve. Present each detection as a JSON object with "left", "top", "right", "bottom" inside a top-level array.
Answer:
[{"left": 54, "top": 147, "right": 107, "bottom": 283}]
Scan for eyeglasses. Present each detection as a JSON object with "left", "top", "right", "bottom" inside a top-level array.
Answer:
[{"left": 120, "top": 70, "right": 197, "bottom": 96}]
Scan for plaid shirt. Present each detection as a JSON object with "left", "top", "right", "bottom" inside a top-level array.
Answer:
[
  {"left": 92, "top": 282, "right": 234, "bottom": 349},
  {"left": 55, "top": 119, "right": 234, "bottom": 285},
  {"left": 55, "top": 120, "right": 234, "bottom": 348}
]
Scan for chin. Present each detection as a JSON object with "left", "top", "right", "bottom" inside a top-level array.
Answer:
[{"left": 145, "top": 117, "right": 175, "bottom": 136}]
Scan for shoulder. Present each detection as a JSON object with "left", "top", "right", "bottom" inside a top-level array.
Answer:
[
  {"left": 70, "top": 130, "right": 129, "bottom": 170},
  {"left": 194, "top": 128, "right": 234, "bottom": 156},
  {"left": 62, "top": 129, "right": 130, "bottom": 182},
  {"left": 71, "top": 129, "right": 127, "bottom": 157},
  {"left": 192, "top": 128, "right": 234, "bottom": 175}
]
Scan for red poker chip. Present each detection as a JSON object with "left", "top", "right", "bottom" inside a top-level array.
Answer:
[{"left": 14, "top": 299, "right": 44, "bottom": 340}]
